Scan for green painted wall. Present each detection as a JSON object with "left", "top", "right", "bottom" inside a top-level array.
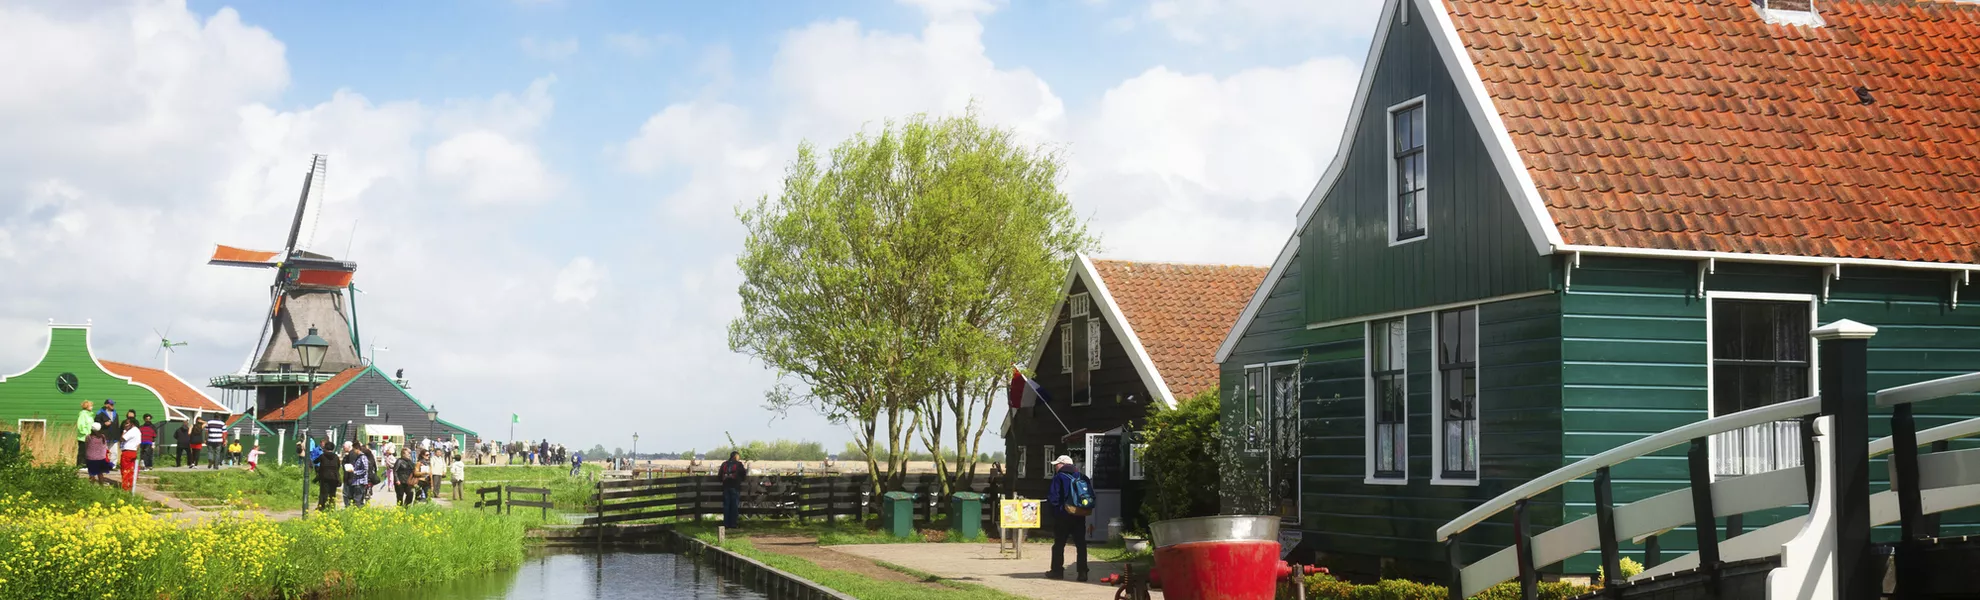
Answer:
[
  {"left": 0, "top": 326, "right": 169, "bottom": 447},
  {"left": 1557, "top": 256, "right": 1980, "bottom": 572},
  {"left": 1298, "top": 0, "right": 1552, "bottom": 325}
]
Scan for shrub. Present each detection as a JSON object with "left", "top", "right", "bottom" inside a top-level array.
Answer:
[
  {"left": 1142, "top": 389, "right": 1221, "bottom": 524},
  {"left": 0, "top": 454, "right": 140, "bottom": 513},
  {"left": 1289, "top": 573, "right": 1591, "bottom": 600}
]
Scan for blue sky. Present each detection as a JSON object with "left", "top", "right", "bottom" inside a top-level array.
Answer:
[{"left": 0, "top": 0, "right": 1384, "bottom": 451}]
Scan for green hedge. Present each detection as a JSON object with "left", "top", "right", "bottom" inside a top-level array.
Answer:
[{"left": 1284, "top": 573, "right": 1592, "bottom": 600}]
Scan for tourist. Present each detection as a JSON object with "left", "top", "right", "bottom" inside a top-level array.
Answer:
[
  {"left": 425, "top": 449, "right": 443, "bottom": 502},
  {"left": 1044, "top": 455, "right": 1090, "bottom": 582},
  {"left": 204, "top": 415, "right": 225, "bottom": 469},
  {"left": 340, "top": 441, "right": 368, "bottom": 508},
  {"left": 74, "top": 400, "right": 94, "bottom": 468},
  {"left": 363, "top": 444, "right": 384, "bottom": 505},
  {"left": 83, "top": 418, "right": 111, "bottom": 485},
  {"left": 184, "top": 416, "right": 203, "bottom": 468},
  {"left": 718, "top": 451, "right": 747, "bottom": 529},
  {"left": 246, "top": 442, "right": 263, "bottom": 473},
  {"left": 138, "top": 414, "right": 157, "bottom": 468},
  {"left": 393, "top": 449, "right": 417, "bottom": 506},
  {"left": 449, "top": 453, "right": 465, "bottom": 500},
  {"left": 118, "top": 415, "right": 142, "bottom": 491},
  {"left": 97, "top": 399, "right": 117, "bottom": 430},
  {"left": 571, "top": 450, "right": 584, "bottom": 477},
  {"left": 314, "top": 440, "right": 341, "bottom": 511},
  {"left": 227, "top": 438, "right": 242, "bottom": 466}
]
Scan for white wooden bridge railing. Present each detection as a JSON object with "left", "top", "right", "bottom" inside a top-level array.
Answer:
[{"left": 1439, "top": 320, "right": 1980, "bottom": 600}]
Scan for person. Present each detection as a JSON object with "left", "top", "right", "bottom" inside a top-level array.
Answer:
[
  {"left": 570, "top": 450, "right": 584, "bottom": 477},
  {"left": 1044, "top": 455, "right": 1090, "bottom": 581},
  {"left": 339, "top": 441, "right": 368, "bottom": 508},
  {"left": 246, "top": 442, "right": 264, "bottom": 473},
  {"left": 138, "top": 414, "right": 157, "bottom": 468},
  {"left": 75, "top": 400, "right": 95, "bottom": 468},
  {"left": 393, "top": 449, "right": 417, "bottom": 506},
  {"left": 83, "top": 418, "right": 111, "bottom": 485},
  {"left": 314, "top": 440, "right": 341, "bottom": 511},
  {"left": 97, "top": 399, "right": 117, "bottom": 432},
  {"left": 205, "top": 415, "right": 226, "bottom": 469},
  {"left": 228, "top": 439, "right": 242, "bottom": 466},
  {"left": 172, "top": 419, "right": 192, "bottom": 467},
  {"left": 426, "top": 449, "right": 444, "bottom": 502},
  {"left": 718, "top": 451, "right": 747, "bottom": 529},
  {"left": 118, "top": 415, "right": 142, "bottom": 491},
  {"left": 449, "top": 453, "right": 465, "bottom": 500}
]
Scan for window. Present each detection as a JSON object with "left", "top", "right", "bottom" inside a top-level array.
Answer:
[
  {"left": 1267, "top": 361, "right": 1302, "bottom": 523},
  {"left": 1711, "top": 298, "right": 1812, "bottom": 476},
  {"left": 1129, "top": 443, "right": 1147, "bottom": 480},
  {"left": 1389, "top": 100, "right": 1428, "bottom": 243},
  {"left": 1087, "top": 320, "right": 1103, "bottom": 371},
  {"left": 364, "top": 404, "right": 380, "bottom": 417},
  {"left": 1070, "top": 293, "right": 1090, "bottom": 318},
  {"left": 1435, "top": 307, "right": 1479, "bottom": 482},
  {"left": 1368, "top": 319, "right": 1408, "bottom": 481},
  {"left": 1016, "top": 446, "right": 1027, "bottom": 479},
  {"left": 1243, "top": 367, "right": 1266, "bottom": 452},
  {"left": 1060, "top": 323, "right": 1074, "bottom": 374},
  {"left": 1042, "top": 445, "right": 1055, "bottom": 479}
]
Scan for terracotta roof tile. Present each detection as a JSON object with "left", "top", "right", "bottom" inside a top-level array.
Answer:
[
  {"left": 259, "top": 367, "right": 367, "bottom": 422},
  {"left": 1090, "top": 259, "right": 1268, "bottom": 401},
  {"left": 1448, "top": 0, "right": 1980, "bottom": 263},
  {"left": 97, "top": 360, "right": 230, "bottom": 415}
]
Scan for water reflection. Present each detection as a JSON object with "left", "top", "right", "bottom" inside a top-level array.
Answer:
[{"left": 364, "top": 550, "right": 769, "bottom": 600}]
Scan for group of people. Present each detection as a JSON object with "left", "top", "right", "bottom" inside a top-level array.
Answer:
[
  {"left": 305, "top": 438, "right": 465, "bottom": 510},
  {"left": 73, "top": 399, "right": 260, "bottom": 490},
  {"left": 491, "top": 439, "right": 569, "bottom": 466}
]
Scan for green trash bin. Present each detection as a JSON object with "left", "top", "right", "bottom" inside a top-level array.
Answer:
[
  {"left": 0, "top": 431, "right": 18, "bottom": 464},
  {"left": 880, "top": 492, "right": 915, "bottom": 538},
  {"left": 950, "top": 492, "right": 983, "bottom": 540}
]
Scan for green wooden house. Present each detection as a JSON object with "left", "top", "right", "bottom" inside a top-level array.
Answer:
[
  {"left": 1216, "top": 0, "right": 1980, "bottom": 580},
  {"left": 0, "top": 323, "right": 173, "bottom": 461}
]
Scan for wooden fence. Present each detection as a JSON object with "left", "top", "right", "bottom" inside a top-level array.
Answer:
[
  {"left": 473, "top": 484, "right": 553, "bottom": 518},
  {"left": 585, "top": 473, "right": 1008, "bottom": 530}
]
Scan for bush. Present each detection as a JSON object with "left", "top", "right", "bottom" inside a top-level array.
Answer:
[
  {"left": 1289, "top": 573, "right": 1591, "bottom": 600},
  {"left": 1142, "top": 389, "right": 1221, "bottom": 524},
  {"left": 0, "top": 453, "right": 140, "bottom": 513}
]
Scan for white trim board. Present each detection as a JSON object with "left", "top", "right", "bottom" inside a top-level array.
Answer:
[
  {"left": 1307, "top": 289, "right": 1555, "bottom": 331},
  {"left": 1021, "top": 253, "right": 1180, "bottom": 409}
]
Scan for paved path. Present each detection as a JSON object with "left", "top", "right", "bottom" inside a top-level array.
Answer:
[{"left": 830, "top": 542, "right": 1162, "bottom": 600}]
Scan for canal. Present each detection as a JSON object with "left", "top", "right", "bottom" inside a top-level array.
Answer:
[{"left": 366, "top": 550, "right": 771, "bottom": 600}]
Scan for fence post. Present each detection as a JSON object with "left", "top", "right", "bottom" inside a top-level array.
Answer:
[
  {"left": 1514, "top": 499, "right": 1536, "bottom": 600},
  {"left": 1813, "top": 319, "right": 1876, "bottom": 600},
  {"left": 1594, "top": 466, "right": 1623, "bottom": 592},
  {"left": 1445, "top": 533, "right": 1464, "bottom": 600},
  {"left": 1643, "top": 535, "right": 1660, "bottom": 568},
  {"left": 1685, "top": 437, "right": 1720, "bottom": 582}
]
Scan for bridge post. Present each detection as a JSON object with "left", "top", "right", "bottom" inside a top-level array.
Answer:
[
  {"left": 1891, "top": 402, "right": 1924, "bottom": 598},
  {"left": 1813, "top": 319, "right": 1877, "bottom": 600},
  {"left": 1514, "top": 499, "right": 1537, "bottom": 600},
  {"left": 1445, "top": 533, "right": 1463, "bottom": 600},
  {"left": 1685, "top": 438, "right": 1720, "bottom": 585},
  {"left": 1594, "top": 466, "right": 1623, "bottom": 593}
]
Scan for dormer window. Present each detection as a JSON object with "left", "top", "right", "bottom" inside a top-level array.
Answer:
[{"left": 1756, "top": 0, "right": 1822, "bottom": 26}]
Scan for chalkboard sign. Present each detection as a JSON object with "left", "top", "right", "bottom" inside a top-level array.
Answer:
[{"left": 1087, "top": 434, "right": 1122, "bottom": 488}]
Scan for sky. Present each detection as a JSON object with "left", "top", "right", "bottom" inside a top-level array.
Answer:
[{"left": 0, "top": 0, "right": 1385, "bottom": 452}]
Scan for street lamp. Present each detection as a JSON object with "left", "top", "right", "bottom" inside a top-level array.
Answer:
[
  {"left": 632, "top": 432, "right": 639, "bottom": 463},
  {"left": 294, "top": 326, "right": 329, "bottom": 517},
  {"left": 426, "top": 405, "right": 439, "bottom": 448}
]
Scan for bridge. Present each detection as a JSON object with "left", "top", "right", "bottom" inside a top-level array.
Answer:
[{"left": 1440, "top": 320, "right": 1980, "bottom": 600}]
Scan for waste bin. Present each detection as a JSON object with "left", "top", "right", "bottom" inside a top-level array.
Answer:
[
  {"left": 0, "top": 431, "right": 18, "bottom": 464},
  {"left": 880, "top": 492, "right": 915, "bottom": 538},
  {"left": 950, "top": 492, "right": 983, "bottom": 539}
]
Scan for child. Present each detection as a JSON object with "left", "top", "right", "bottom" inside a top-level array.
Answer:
[{"left": 246, "top": 443, "right": 264, "bottom": 473}]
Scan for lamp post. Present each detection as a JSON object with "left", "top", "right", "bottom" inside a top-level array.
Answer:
[
  {"left": 632, "top": 432, "right": 639, "bottom": 464},
  {"left": 427, "top": 406, "right": 439, "bottom": 447},
  {"left": 294, "top": 326, "right": 329, "bottom": 518}
]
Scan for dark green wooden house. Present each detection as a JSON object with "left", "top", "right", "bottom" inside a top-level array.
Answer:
[{"left": 1216, "top": 0, "right": 1980, "bottom": 580}]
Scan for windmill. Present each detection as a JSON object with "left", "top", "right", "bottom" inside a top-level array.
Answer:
[
  {"left": 153, "top": 327, "right": 189, "bottom": 371},
  {"left": 207, "top": 155, "right": 364, "bottom": 416}
]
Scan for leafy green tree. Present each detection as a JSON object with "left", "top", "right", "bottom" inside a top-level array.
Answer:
[
  {"left": 731, "top": 107, "right": 1092, "bottom": 496},
  {"left": 1142, "top": 390, "right": 1222, "bottom": 524}
]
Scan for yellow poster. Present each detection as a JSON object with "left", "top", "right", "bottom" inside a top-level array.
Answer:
[{"left": 1000, "top": 499, "right": 1041, "bottom": 529}]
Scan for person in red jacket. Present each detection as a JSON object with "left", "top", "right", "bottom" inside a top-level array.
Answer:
[{"left": 138, "top": 414, "right": 158, "bottom": 468}]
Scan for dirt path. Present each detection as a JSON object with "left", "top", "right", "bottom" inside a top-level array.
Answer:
[{"left": 751, "top": 535, "right": 952, "bottom": 591}]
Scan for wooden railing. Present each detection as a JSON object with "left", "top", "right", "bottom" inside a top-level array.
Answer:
[
  {"left": 585, "top": 474, "right": 1008, "bottom": 529},
  {"left": 471, "top": 484, "right": 552, "bottom": 519}
]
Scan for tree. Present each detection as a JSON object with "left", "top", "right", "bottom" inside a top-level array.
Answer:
[
  {"left": 1142, "top": 390, "right": 1222, "bottom": 524},
  {"left": 731, "top": 107, "right": 1093, "bottom": 496}
]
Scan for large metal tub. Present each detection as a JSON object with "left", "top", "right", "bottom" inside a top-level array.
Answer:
[{"left": 1150, "top": 516, "right": 1282, "bottom": 600}]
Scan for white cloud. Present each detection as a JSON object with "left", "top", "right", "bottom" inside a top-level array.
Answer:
[
  {"left": 519, "top": 35, "right": 578, "bottom": 60},
  {"left": 552, "top": 257, "right": 605, "bottom": 305},
  {"left": 1129, "top": 0, "right": 1388, "bottom": 48},
  {"left": 425, "top": 130, "right": 557, "bottom": 206}
]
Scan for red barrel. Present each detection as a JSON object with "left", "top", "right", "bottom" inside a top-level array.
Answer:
[{"left": 1150, "top": 516, "right": 1282, "bottom": 600}]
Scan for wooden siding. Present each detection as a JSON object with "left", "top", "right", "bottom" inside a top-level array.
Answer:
[
  {"left": 1224, "top": 263, "right": 1565, "bottom": 567},
  {"left": 1557, "top": 256, "right": 1980, "bottom": 572},
  {"left": 0, "top": 327, "right": 169, "bottom": 438},
  {"left": 1298, "top": 0, "right": 1552, "bottom": 325},
  {"left": 1007, "top": 278, "right": 1158, "bottom": 528},
  {"left": 268, "top": 369, "right": 473, "bottom": 446}
]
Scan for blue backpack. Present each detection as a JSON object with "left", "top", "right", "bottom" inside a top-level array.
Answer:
[{"left": 1061, "top": 471, "right": 1095, "bottom": 516}]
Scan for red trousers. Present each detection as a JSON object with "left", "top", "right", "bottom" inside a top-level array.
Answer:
[{"left": 119, "top": 450, "right": 138, "bottom": 490}]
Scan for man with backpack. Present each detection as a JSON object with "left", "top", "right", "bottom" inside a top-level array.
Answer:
[
  {"left": 718, "top": 451, "right": 748, "bottom": 529},
  {"left": 1044, "top": 454, "right": 1093, "bottom": 581}
]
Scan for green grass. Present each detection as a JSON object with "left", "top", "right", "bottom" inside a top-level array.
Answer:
[
  {"left": 671, "top": 519, "right": 994, "bottom": 545},
  {"left": 152, "top": 464, "right": 307, "bottom": 510},
  {"left": 695, "top": 534, "right": 1028, "bottom": 600},
  {"left": 0, "top": 458, "right": 149, "bottom": 512},
  {"left": 464, "top": 464, "right": 603, "bottom": 512}
]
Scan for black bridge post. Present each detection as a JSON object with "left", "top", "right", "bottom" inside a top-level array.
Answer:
[
  {"left": 1445, "top": 533, "right": 1463, "bottom": 600},
  {"left": 1814, "top": 320, "right": 1877, "bottom": 600},
  {"left": 1686, "top": 437, "right": 1720, "bottom": 591},
  {"left": 1643, "top": 535, "right": 1660, "bottom": 568},
  {"left": 1595, "top": 466, "right": 1623, "bottom": 594},
  {"left": 1892, "top": 402, "right": 1924, "bottom": 599},
  {"left": 1514, "top": 499, "right": 1537, "bottom": 600}
]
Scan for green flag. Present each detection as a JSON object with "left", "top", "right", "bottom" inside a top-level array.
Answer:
[{"left": 511, "top": 413, "right": 520, "bottom": 424}]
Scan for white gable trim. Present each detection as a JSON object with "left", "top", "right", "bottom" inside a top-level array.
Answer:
[
  {"left": 1216, "top": 236, "right": 1299, "bottom": 364},
  {"left": 1023, "top": 254, "right": 1180, "bottom": 409}
]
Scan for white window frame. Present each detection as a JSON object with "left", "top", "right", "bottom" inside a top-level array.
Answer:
[
  {"left": 1016, "top": 445, "right": 1027, "bottom": 479},
  {"left": 364, "top": 403, "right": 380, "bottom": 417},
  {"left": 1703, "top": 290, "right": 1819, "bottom": 481},
  {"left": 16, "top": 419, "right": 46, "bottom": 443},
  {"left": 1365, "top": 318, "right": 1410, "bottom": 485},
  {"left": 1263, "top": 359, "right": 1303, "bottom": 524},
  {"left": 1041, "top": 445, "right": 1055, "bottom": 479},
  {"left": 1430, "top": 306, "right": 1482, "bottom": 486},
  {"left": 1087, "top": 319, "right": 1103, "bottom": 371},
  {"left": 1060, "top": 323, "right": 1074, "bottom": 374},
  {"left": 1128, "top": 443, "right": 1146, "bottom": 481},
  {"left": 1070, "top": 293, "right": 1090, "bottom": 318},
  {"left": 1386, "top": 96, "right": 1430, "bottom": 246}
]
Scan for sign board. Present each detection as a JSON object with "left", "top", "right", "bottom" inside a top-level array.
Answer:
[
  {"left": 1000, "top": 499, "right": 1042, "bottom": 529},
  {"left": 1279, "top": 529, "right": 1304, "bottom": 559}
]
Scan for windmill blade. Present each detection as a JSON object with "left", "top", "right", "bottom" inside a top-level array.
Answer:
[
  {"left": 282, "top": 155, "right": 328, "bottom": 255},
  {"left": 208, "top": 245, "right": 283, "bottom": 269}
]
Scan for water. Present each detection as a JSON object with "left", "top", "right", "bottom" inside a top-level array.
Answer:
[{"left": 363, "top": 550, "right": 771, "bottom": 600}]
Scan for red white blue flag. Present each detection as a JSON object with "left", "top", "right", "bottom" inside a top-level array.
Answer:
[{"left": 1008, "top": 366, "right": 1049, "bottom": 409}]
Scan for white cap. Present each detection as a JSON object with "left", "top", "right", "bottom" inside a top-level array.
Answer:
[{"left": 1053, "top": 455, "right": 1074, "bottom": 466}]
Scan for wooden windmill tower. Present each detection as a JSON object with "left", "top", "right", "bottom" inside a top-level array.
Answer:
[{"left": 207, "top": 155, "right": 365, "bottom": 416}]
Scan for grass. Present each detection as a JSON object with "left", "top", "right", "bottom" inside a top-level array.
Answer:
[
  {"left": 0, "top": 457, "right": 151, "bottom": 513},
  {"left": 464, "top": 464, "right": 604, "bottom": 512},
  {"left": 152, "top": 464, "right": 306, "bottom": 510},
  {"left": 694, "top": 533, "right": 1029, "bottom": 600},
  {"left": 671, "top": 519, "right": 994, "bottom": 545}
]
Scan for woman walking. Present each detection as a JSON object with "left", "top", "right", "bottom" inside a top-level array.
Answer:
[
  {"left": 413, "top": 450, "right": 434, "bottom": 503},
  {"left": 83, "top": 418, "right": 111, "bottom": 485},
  {"left": 118, "top": 415, "right": 142, "bottom": 491},
  {"left": 393, "top": 449, "right": 416, "bottom": 506}
]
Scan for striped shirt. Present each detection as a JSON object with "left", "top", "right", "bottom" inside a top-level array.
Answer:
[{"left": 206, "top": 419, "right": 225, "bottom": 443}]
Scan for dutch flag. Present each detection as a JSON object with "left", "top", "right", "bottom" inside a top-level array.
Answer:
[{"left": 1007, "top": 366, "right": 1050, "bottom": 409}]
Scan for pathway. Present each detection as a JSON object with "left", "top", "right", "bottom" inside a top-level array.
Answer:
[{"left": 830, "top": 542, "right": 1162, "bottom": 600}]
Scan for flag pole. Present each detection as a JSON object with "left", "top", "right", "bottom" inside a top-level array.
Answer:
[{"left": 1038, "top": 396, "right": 1073, "bottom": 437}]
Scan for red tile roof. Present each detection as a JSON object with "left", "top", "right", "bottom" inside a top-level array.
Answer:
[
  {"left": 1091, "top": 259, "right": 1268, "bottom": 400},
  {"left": 1447, "top": 0, "right": 1980, "bottom": 263},
  {"left": 97, "top": 360, "right": 230, "bottom": 416},
  {"left": 259, "top": 367, "right": 367, "bottom": 422}
]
